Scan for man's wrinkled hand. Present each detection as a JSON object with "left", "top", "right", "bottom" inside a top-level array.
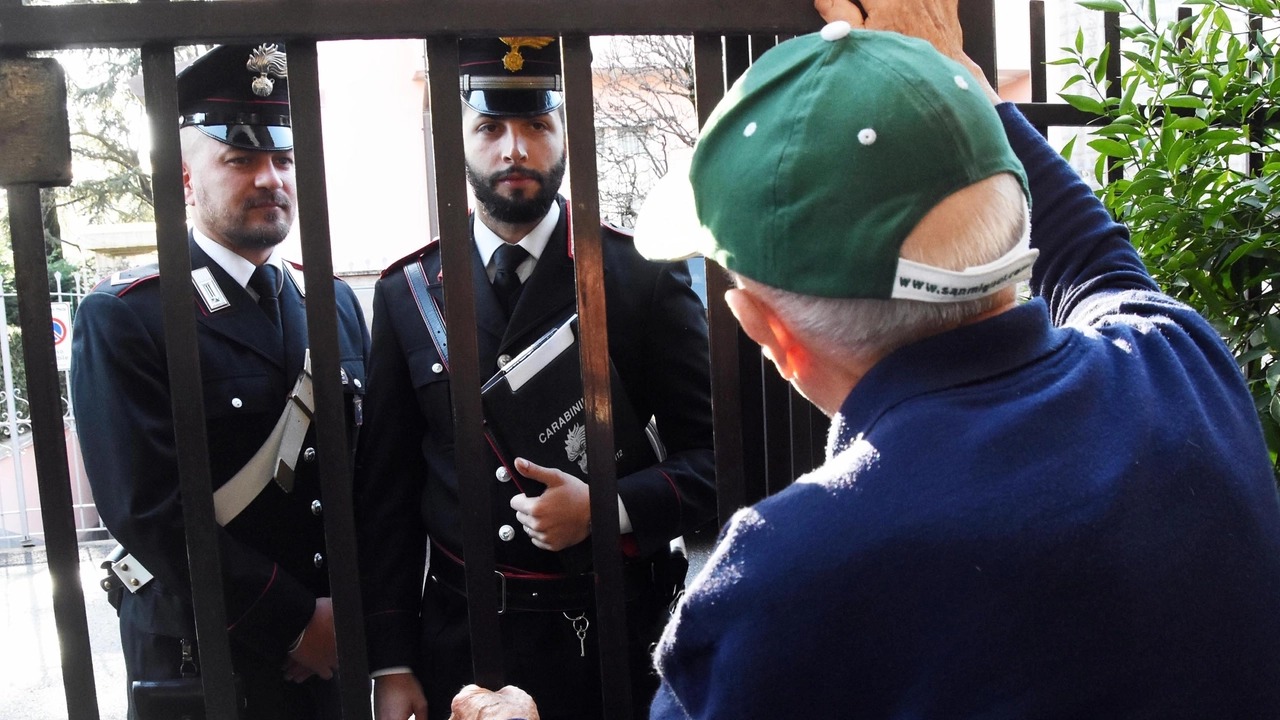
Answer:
[
  {"left": 375, "top": 672, "right": 429, "bottom": 720},
  {"left": 449, "top": 684, "right": 540, "bottom": 720},
  {"left": 508, "top": 458, "right": 592, "bottom": 552},
  {"left": 813, "top": 0, "right": 1001, "bottom": 103},
  {"left": 287, "top": 597, "right": 338, "bottom": 680}
]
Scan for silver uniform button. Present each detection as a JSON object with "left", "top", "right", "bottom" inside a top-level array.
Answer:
[
  {"left": 498, "top": 525, "right": 516, "bottom": 542},
  {"left": 231, "top": 398, "right": 243, "bottom": 409},
  {"left": 303, "top": 447, "right": 316, "bottom": 463},
  {"left": 496, "top": 466, "right": 510, "bottom": 482},
  {"left": 497, "top": 354, "right": 513, "bottom": 369},
  {"left": 311, "top": 500, "right": 323, "bottom": 516},
  {"left": 431, "top": 363, "right": 444, "bottom": 374},
  {"left": 313, "top": 553, "right": 324, "bottom": 568},
  {"left": 354, "top": 378, "right": 362, "bottom": 388}
]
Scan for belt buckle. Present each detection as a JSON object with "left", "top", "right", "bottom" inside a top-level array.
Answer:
[{"left": 496, "top": 570, "right": 506, "bottom": 615}]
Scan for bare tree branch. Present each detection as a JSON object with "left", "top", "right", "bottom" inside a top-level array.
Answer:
[{"left": 592, "top": 35, "right": 697, "bottom": 227}]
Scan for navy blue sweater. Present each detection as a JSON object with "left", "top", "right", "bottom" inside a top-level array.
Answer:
[{"left": 649, "top": 105, "right": 1280, "bottom": 718}]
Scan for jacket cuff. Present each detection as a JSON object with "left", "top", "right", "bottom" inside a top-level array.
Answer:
[
  {"left": 618, "top": 466, "right": 683, "bottom": 558},
  {"left": 365, "top": 608, "right": 422, "bottom": 670},
  {"left": 226, "top": 563, "right": 315, "bottom": 660}
]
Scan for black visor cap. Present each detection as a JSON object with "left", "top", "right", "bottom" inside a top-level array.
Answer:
[
  {"left": 197, "top": 124, "right": 294, "bottom": 151},
  {"left": 463, "top": 90, "right": 564, "bottom": 117}
]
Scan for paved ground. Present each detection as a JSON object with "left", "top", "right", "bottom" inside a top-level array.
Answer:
[
  {"left": 0, "top": 534, "right": 717, "bottom": 720},
  {"left": 0, "top": 540, "right": 127, "bottom": 720}
]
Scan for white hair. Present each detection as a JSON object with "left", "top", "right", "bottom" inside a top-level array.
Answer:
[{"left": 738, "top": 172, "right": 1030, "bottom": 362}]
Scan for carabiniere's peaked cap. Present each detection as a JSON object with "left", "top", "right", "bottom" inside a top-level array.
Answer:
[
  {"left": 635, "top": 24, "right": 1035, "bottom": 302},
  {"left": 178, "top": 43, "right": 293, "bottom": 151},
  {"left": 459, "top": 37, "right": 564, "bottom": 116}
]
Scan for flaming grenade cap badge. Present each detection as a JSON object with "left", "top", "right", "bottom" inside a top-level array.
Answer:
[
  {"left": 499, "top": 36, "right": 555, "bottom": 72},
  {"left": 246, "top": 43, "right": 288, "bottom": 97}
]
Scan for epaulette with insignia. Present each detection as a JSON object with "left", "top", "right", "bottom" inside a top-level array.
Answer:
[
  {"left": 380, "top": 238, "right": 440, "bottom": 279},
  {"left": 283, "top": 259, "right": 307, "bottom": 298},
  {"left": 94, "top": 264, "right": 160, "bottom": 297}
]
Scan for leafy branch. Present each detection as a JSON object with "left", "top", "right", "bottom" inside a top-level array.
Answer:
[{"left": 1059, "top": 0, "right": 1280, "bottom": 469}]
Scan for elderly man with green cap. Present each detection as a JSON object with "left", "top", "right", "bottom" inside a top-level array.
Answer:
[{"left": 447, "top": 1, "right": 1280, "bottom": 718}]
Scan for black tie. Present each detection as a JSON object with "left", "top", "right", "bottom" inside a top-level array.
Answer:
[
  {"left": 493, "top": 243, "right": 530, "bottom": 319},
  {"left": 249, "top": 264, "right": 282, "bottom": 331}
]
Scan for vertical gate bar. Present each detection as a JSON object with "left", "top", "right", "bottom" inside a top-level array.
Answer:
[
  {"left": 748, "top": 34, "right": 775, "bottom": 63},
  {"left": 725, "top": 21, "right": 772, "bottom": 507},
  {"left": 285, "top": 40, "right": 373, "bottom": 718},
  {"left": 424, "top": 35, "right": 503, "bottom": 688},
  {"left": 693, "top": 34, "right": 747, "bottom": 526},
  {"left": 1243, "top": 14, "right": 1264, "bottom": 384},
  {"left": 1176, "top": 7, "right": 1192, "bottom": 49},
  {"left": 959, "top": 0, "right": 998, "bottom": 89},
  {"left": 809, "top": 402, "right": 829, "bottom": 470},
  {"left": 421, "top": 60, "right": 440, "bottom": 243},
  {"left": 1247, "top": 15, "right": 1263, "bottom": 178},
  {"left": 789, "top": 388, "right": 814, "bottom": 478},
  {"left": 6, "top": 184, "right": 99, "bottom": 720},
  {"left": 0, "top": 281, "right": 10, "bottom": 536},
  {"left": 725, "top": 36, "right": 748, "bottom": 86},
  {"left": 140, "top": 44, "right": 239, "bottom": 716},
  {"left": 0, "top": 275, "right": 31, "bottom": 541},
  {"left": 737, "top": 328, "right": 766, "bottom": 506},
  {"left": 1029, "top": 0, "right": 1048, "bottom": 138},
  {"left": 561, "top": 33, "right": 632, "bottom": 720},
  {"left": 761, "top": 358, "right": 792, "bottom": 495},
  {"left": 1029, "top": 0, "right": 1046, "bottom": 101},
  {"left": 1104, "top": 11, "right": 1123, "bottom": 184}
]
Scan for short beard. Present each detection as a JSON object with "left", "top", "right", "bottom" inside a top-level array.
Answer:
[
  {"left": 467, "top": 154, "right": 566, "bottom": 225},
  {"left": 197, "top": 186, "right": 292, "bottom": 251}
]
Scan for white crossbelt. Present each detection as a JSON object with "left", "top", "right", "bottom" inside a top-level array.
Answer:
[{"left": 111, "top": 354, "right": 316, "bottom": 593}]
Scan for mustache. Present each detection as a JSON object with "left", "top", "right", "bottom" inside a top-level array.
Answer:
[
  {"left": 244, "top": 191, "right": 292, "bottom": 210},
  {"left": 490, "top": 167, "right": 546, "bottom": 185}
]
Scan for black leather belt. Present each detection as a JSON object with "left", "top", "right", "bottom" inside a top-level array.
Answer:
[{"left": 428, "top": 540, "right": 654, "bottom": 613}]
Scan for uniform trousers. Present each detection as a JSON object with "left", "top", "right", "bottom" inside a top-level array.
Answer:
[
  {"left": 119, "top": 594, "right": 344, "bottom": 720},
  {"left": 417, "top": 574, "right": 672, "bottom": 720}
]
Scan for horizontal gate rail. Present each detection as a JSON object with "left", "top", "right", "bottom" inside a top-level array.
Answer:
[{"left": 0, "top": 0, "right": 821, "bottom": 51}]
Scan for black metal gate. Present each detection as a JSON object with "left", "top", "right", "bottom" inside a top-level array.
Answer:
[{"left": 0, "top": 1, "right": 1112, "bottom": 717}]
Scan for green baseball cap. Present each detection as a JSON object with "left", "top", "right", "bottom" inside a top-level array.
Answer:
[{"left": 635, "top": 24, "right": 1035, "bottom": 302}]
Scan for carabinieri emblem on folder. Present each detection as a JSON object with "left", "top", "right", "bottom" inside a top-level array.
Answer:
[{"left": 565, "top": 424, "right": 588, "bottom": 473}]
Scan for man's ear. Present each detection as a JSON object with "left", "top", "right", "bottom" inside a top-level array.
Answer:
[
  {"left": 725, "top": 288, "right": 802, "bottom": 380},
  {"left": 182, "top": 161, "right": 196, "bottom": 207}
]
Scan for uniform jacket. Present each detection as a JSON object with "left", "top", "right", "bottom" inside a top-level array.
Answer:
[
  {"left": 355, "top": 198, "right": 717, "bottom": 671},
  {"left": 72, "top": 236, "right": 370, "bottom": 662},
  {"left": 649, "top": 105, "right": 1280, "bottom": 719}
]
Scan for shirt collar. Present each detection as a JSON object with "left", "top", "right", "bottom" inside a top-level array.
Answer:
[
  {"left": 191, "top": 226, "right": 283, "bottom": 290},
  {"left": 829, "top": 299, "right": 1071, "bottom": 452},
  {"left": 473, "top": 201, "right": 561, "bottom": 269}
]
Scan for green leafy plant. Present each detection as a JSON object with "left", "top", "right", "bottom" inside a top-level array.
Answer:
[{"left": 1055, "top": 0, "right": 1280, "bottom": 469}]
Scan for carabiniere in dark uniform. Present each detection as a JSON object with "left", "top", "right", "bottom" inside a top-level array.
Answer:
[
  {"left": 355, "top": 37, "right": 717, "bottom": 720},
  {"left": 71, "top": 43, "right": 370, "bottom": 720}
]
